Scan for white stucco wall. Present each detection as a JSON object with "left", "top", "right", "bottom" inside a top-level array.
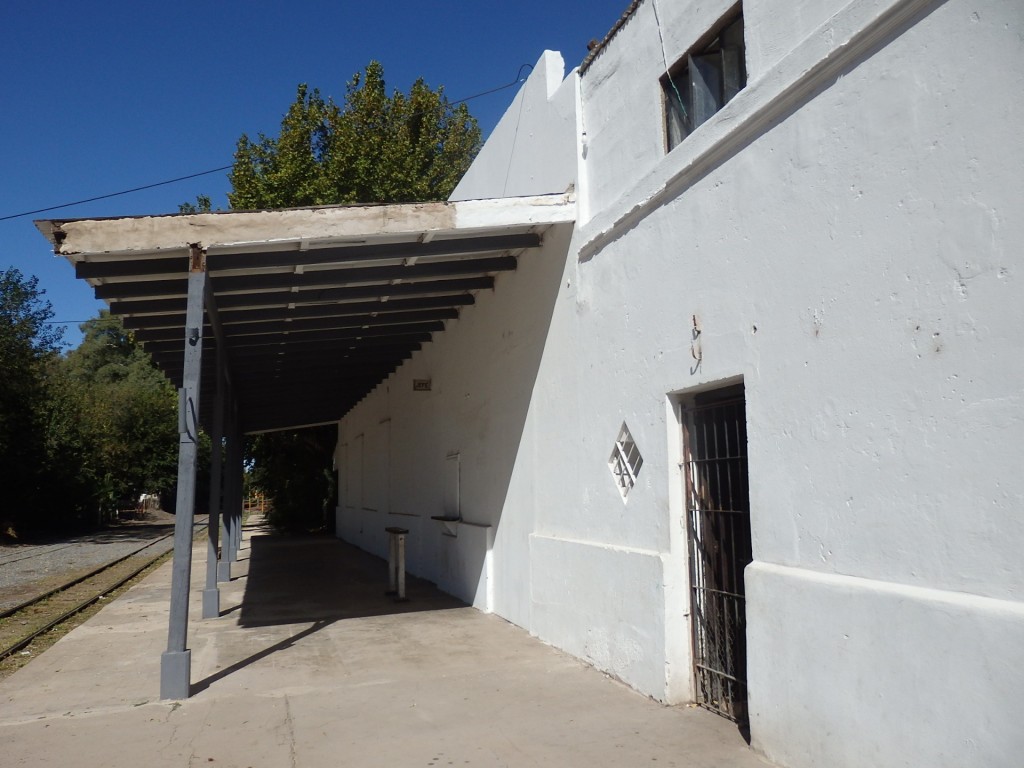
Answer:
[
  {"left": 450, "top": 50, "right": 578, "bottom": 201},
  {"left": 336, "top": 219, "right": 574, "bottom": 624},
  {"left": 337, "top": 2, "right": 1024, "bottom": 766},
  {"left": 743, "top": 0, "right": 851, "bottom": 76},
  {"left": 572, "top": 0, "right": 1024, "bottom": 765},
  {"left": 579, "top": 0, "right": 1024, "bottom": 604}
]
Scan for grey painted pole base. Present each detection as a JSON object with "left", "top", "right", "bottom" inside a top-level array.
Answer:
[
  {"left": 217, "top": 560, "right": 231, "bottom": 583},
  {"left": 202, "top": 588, "right": 220, "bottom": 619},
  {"left": 160, "top": 649, "right": 192, "bottom": 700}
]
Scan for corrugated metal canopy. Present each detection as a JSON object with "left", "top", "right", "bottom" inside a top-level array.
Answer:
[{"left": 37, "top": 193, "right": 575, "bottom": 433}]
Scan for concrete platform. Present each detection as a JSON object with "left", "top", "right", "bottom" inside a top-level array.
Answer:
[{"left": 0, "top": 517, "right": 774, "bottom": 767}]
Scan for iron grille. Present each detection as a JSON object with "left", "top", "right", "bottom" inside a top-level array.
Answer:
[{"left": 682, "top": 389, "right": 751, "bottom": 724}]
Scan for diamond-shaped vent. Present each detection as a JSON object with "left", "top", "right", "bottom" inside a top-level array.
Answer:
[{"left": 609, "top": 422, "right": 643, "bottom": 498}]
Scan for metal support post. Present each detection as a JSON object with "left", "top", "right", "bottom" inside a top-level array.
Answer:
[
  {"left": 236, "top": 439, "right": 244, "bottom": 556},
  {"left": 217, "top": 516, "right": 232, "bottom": 582},
  {"left": 218, "top": 400, "right": 236, "bottom": 583},
  {"left": 227, "top": 417, "right": 242, "bottom": 562},
  {"left": 231, "top": 468, "right": 238, "bottom": 561},
  {"left": 203, "top": 277, "right": 233, "bottom": 596},
  {"left": 201, "top": 360, "right": 225, "bottom": 619},
  {"left": 160, "top": 248, "right": 207, "bottom": 700},
  {"left": 385, "top": 527, "right": 409, "bottom": 601}
]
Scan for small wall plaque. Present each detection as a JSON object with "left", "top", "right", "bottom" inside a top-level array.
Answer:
[{"left": 413, "top": 379, "right": 432, "bottom": 391}]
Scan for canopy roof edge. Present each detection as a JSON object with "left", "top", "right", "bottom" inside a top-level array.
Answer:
[
  {"left": 36, "top": 192, "right": 575, "bottom": 259},
  {"left": 35, "top": 191, "right": 577, "bottom": 434}
]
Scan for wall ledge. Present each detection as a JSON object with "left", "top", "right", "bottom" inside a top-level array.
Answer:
[{"left": 748, "top": 561, "right": 1024, "bottom": 616}]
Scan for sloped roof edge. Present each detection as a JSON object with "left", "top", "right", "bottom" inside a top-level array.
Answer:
[{"left": 580, "top": 0, "right": 645, "bottom": 74}]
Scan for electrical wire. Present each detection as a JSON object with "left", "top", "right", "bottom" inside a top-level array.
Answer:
[
  {"left": 651, "top": 0, "right": 687, "bottom": 123},
  {"left": 0, "top": 167, "right": 233, "bottom": 223},
  {"left": 0, "top": 65, "right": 535, "bottom": 224}
]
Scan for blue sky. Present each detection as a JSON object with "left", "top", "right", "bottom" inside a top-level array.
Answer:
[{"left": 2, "top": 1, "right": 629, "bottom": 348}]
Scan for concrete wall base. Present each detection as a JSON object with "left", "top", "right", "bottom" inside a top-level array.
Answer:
[
  {"left": 202, "top": 588, "right": 220, "bottom": 619},
  {"left": 159, "top": 649, "right": 191, "bottom": 700},
  {"left": 746, "top": 562, "right": 1024, "bottom": 768},
  {"left": 530, "top": 533, "right": 667, "bottom": 700}
]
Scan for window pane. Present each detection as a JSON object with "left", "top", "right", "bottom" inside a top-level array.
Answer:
[
  {"left": 664, "top": 72, "right": 689, "bottom": 149},
  {"left": 722, "top": 48, "right": 743, "bottom": 104},
  {"left": 689, "top": 53, "right": 722, "bottom": 129},
  {"left": 662, "top": 12, "right": 746, "bottom": 151}
]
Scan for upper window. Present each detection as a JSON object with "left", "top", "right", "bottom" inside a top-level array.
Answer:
[{"left": 662, "top": 11, "right": 746, "bottom": 151}]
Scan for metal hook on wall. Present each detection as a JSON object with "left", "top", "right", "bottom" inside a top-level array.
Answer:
[{"left": 690, "top": 314, "right": 703, "bottom": 373}]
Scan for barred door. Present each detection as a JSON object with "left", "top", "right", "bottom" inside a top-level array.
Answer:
[{"left": 681, "top": 385, "right": 751, "bottom": 724}]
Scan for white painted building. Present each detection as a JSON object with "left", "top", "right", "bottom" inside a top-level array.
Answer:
[{"left": 335, "top": 1, "right": 1024, "bottom": 766}]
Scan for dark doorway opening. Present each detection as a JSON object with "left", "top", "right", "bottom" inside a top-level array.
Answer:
[{"left": 681, "top": 383, "right": 752, "bottom": 727}]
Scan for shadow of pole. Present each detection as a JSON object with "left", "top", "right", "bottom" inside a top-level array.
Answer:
[
  {"left": 191, "top": 529, "right": 467, "bottom": 691},
  {"left": 189, "top": 618, "right": 336, "bottom": 696}
]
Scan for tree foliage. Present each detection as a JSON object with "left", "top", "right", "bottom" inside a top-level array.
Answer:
[
  {"left": 247, "top": 427, "right": 337, "bottom": 532},
  {"left": 228, "top": 61, "right": 481, "bottom": 209},
  {"left": 9, "top": 64, "right": 480, "bottom": 535},
  {"left": 229, "top": 62, "right": 480, "bottom": 530},
  {"left": 61, "top": 312, "right": 180, "bottom": 513},
  {"left": 178, "top": 194, "right": 213, "bottom": 214},
  {"left": 0, "top": 269, "right": 62, "bottom": 534},
  {"left": 0, "top": 289, "right": 180, "bottom": 537}
]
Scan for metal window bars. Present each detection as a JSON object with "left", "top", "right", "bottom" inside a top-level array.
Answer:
[{"left": 681, "top": 391, "right": 751, "bottom": 724}]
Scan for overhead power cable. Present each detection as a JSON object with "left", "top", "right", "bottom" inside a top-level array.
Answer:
[
  {"left": 0, "top": 65, "right": 534, "bottom": 223},
  {"left": 0, "top": 166, "right": 233, "bottom": 223}
]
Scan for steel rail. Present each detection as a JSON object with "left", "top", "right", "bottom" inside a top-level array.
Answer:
[
  {"left": 0, "top": 533, "right": 175, "bottom": 621},
  {"left": 0, "top": 546, "right": 174, "bottom": 662},
  {"left": 0, "top": 518, "right": 209, "bottom": 662},
  {"left": 0, "top": 517, "right": 207, "bottom": 621}
]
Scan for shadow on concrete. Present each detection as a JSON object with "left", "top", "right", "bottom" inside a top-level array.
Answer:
[
  {"left": 237, "top": 532, "right": 465, "bottom": 628},
  {"left": 190, "top": 531, "right": 465, "bottom": 693},
  {"left": 190, "top": 618, "right": 336, "bottom": 695}
]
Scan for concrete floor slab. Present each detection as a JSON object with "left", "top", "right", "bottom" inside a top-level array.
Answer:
[{"left": 0, "top": 519, "right": 774, "bottom": 767}]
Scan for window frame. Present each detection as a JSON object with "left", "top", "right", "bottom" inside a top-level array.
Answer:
[{"left": 661, "top": 7, "right": 747, "bottom": 152}]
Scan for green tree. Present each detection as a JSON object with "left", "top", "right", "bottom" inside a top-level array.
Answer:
[
  {"left": 178, "top": 194, "right": 213, "bottom": 214},
  {"left": 229, "top": 61, "right": 481, "bottom": 209},
  {"left": 0, "top": 268, "right": 63, "bottom": 535},
  {"left": 228, "top": 61, "right": 480, "bottom": 530},
  {"left": 247, "top": 427, "right": 337, "bottom": 532},
  {"left": 36, "top": 359, "right": 98, "bottom": 528},
  {"left": 61, "top": 312, "right": 180, "bottom": 517}
]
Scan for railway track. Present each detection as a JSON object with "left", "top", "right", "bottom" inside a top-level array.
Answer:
[{"left": 0, "top": 526, "right": 201, "bottom": 663}]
